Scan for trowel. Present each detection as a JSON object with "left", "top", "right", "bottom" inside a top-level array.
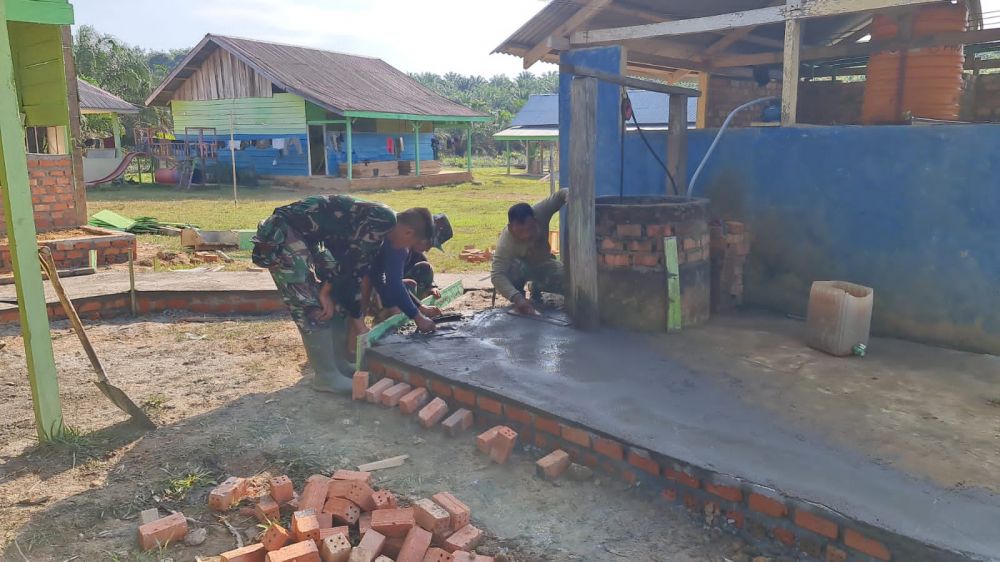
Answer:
[{"left": 506, "top": 308, "right": 572, "bottom": 327}]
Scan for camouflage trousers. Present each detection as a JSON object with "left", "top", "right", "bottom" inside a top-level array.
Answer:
[
  {"left": 511, "top": 257, "right": 564, "bottom": 298},
  {"left": 252, "top": 217, "right": 335, "bottom": 332}
]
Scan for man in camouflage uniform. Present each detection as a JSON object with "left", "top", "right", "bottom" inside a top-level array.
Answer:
[{"left": 252, "top": 194, "right": 406, "bottom": 393}]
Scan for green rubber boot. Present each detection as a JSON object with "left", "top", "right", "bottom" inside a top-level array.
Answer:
[
  {"left": 299, "top": 327, "right": 352, "bottom": 394},
  {"left": 329, "top": 314, "right": 357, "bottom": 376}
]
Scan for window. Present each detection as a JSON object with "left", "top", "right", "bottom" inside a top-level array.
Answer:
[{"left": 25, "top": 126, "right": 68, "bottom": 155}]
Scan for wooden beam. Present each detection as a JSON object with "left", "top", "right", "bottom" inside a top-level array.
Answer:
[
  {"left": 560, "top": 64, "right": 701, "bottom": 97},
  {"left": 523, "top": 0, "right": 613, "bottom": 69},
  {"left": 781, "top": 16, "right": 803, "bottom": 125},
  {"left": 665, "top": 69, "right": 693, "bottom": 84},
  {"left": 0, "top": 3, "right": 64, "bottom": 440},
  {"left": 571, "top": 0, "right": 941, "bottom": 44},
  {"left": 714, "top": 26, "right": 1000, "bottom": 67},
  {"left": 567, "top": 77, "right": 600, "bottom": 330},
  {"left": 61, "top": 26, "right": 87, "bottom": 227},
  {"left": 696, "top": 73, "right": 710, "bottom": 128},
  {"left": 667, "top": 95, "right": 689, "bottom": 195},
  {"left": 603, "top": 1, "right": 785, "bottom": 48}
]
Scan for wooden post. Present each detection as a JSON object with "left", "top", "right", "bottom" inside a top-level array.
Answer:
[
  {"left": 413, "top": 122, "right": 420, "bottom": 176},
  {"left": 549, "top": 141, "right": 556, "bottom": 195},
  {"left": 466, "top": 124, "right": 472, "bottom": 172},
  {"left": 229, "top": 105, "right": 237, "bottom": 205},
  {"left": 111, "top": 114, "right": 123, "bottom": 158},
  {"left": 567, "top": 76, "right": 600, "bottom": 329},
  {"left": 61, "top": 27, "right": 87, "bottom": 225},
  {"left": 667, "top": 94, "right": 688, "bottom": 196},
  {"left": 506, "top": 140, "right": 511, "bottom": 175},
  {"left": 781, "top": 13, "right": 803, "bottom": 125},
  {"left": 346, "top": 118, "right": 353, "bottom": 180},
  {"left": 696, "top": 73, "right": 710, "bottom": 129},
  {"left": 0, "top": 7, "right": 63, "bottom": 440},
  {"left": 664, "top": 237, "right": 682, "bottom": 331}
]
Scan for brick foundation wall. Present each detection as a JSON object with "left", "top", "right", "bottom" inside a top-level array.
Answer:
[
  {"left": 798, "top": 81, "right": 865, "bottom": 125},
  {"left": 0, "top": 154, "right": 79, "bottom": 235},
  {"left": 364, "top": 354, "right": 975, "bottom": 562},
  {"left": 710, "top": 221, "right": 750, "bottom": 313},
  {"left": 0, "top": 227, "right": 136, "bottom": 274}
]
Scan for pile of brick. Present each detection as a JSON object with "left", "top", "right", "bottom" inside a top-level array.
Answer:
[
  {"left": 709, "top": 220, "right": 750, "bottom": 313},
  {"left": 458, "top": 246, "right": 492, "bottom": 264},
  {"left": 137, "top": 467, "right": 494, "bottom": 561}
]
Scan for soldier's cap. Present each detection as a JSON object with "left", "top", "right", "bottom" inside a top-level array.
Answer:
[{"left": 431, "top": 213, "right": 453, "bottom": 251}]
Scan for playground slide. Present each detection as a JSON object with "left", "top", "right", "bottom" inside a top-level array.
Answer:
[{"left": 85, "top": 151, "right": 146, "bottom": 187}]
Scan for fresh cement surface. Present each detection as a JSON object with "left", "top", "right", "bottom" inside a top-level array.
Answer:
[{"left": 375, "top": 309, "right": 1000, "bottom": 560}]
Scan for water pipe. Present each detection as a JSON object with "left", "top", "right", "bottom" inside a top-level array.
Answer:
[{"left": 687, "top": 96, "right": 779, "bottom": 199}]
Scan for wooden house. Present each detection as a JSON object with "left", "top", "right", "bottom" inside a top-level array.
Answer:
[{"left": 146, "top": 34, "right": 490, "bottom": 189}]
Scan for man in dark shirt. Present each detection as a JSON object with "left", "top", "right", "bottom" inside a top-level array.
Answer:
[{"left": 372, "top": 214, "right": 453, "bottom": 325}]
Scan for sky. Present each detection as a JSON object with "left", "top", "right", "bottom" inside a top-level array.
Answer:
[{"left": 71, "top": 0, "right": 552, "bottom": 78}]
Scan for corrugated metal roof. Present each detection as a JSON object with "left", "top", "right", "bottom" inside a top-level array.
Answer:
[
  {"left": 493, "top": 126, "right": 560, "bottom": 140},
  {"left": 510, "top": 92, "right": 696, "bottom": 128},
  {"left": 77, "top": 78, "right": 140, "bottom": 114},
  {"left": 147, "top": 35, "right": 486, "bottom": 119}
]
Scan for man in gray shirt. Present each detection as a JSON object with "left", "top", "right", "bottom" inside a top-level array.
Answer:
[{"left": 490, "top": 189, "right": 567, "bottom": 315}]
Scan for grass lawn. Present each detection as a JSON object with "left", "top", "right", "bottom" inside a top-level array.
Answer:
[{"left": 86, "top": 168, "right": 557, "bottom": 273}]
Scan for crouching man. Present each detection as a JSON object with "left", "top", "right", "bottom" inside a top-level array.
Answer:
[{"left": 490, "top": 189, "right": 567, "bottom": 315}]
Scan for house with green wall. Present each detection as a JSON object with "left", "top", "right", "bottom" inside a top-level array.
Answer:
[{"left": 146, "top": 34, "right": 490, "bottom": 186}]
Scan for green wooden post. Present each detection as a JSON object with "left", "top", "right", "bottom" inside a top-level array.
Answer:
[
  {"left": 413, "top": 122, "right": 420, "bottom": 177},
  {"left": 664, "top": 236, "right": 682, "bottom": 332},
  {"left": 111, "top": 113, "right": 122, "bottom": 158},
  {"left": 506, "top": 140, "right": 511, "bottom": 175},
  {"left": 465, "top": 124, "right": 472, "bottom": 172},
  {"left": 0, "top": 8, "right": 63, "bottom": 440},
  {"left": 345, "top": 118, "right": 353, "bottom": 180}
]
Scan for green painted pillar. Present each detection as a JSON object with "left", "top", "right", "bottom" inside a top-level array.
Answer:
[
  {"left": 466, "top": 124, "right": 473, "bottom": 172},
  {"left": 111, "top": 113, "right": 122, "bottom": 158},
  {"left": 346, "top": 119, "right": 353, "bottom": 180},
  {"left": 0, "top": 10, "right": 63, "bottom": 440},
  {"left": 506, "top": 140, "right": 511, "bottom": 175},
  {"left": 413, "top": 122, "right": 420, "bottom": 177}
]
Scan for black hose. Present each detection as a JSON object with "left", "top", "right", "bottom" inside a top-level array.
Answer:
[{"left": 623, "top": 89, "right": 678, "bottom": 196}]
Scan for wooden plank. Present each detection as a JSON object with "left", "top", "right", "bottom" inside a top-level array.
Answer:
[
  {"left": 667, "top": 95, "right": 688, "bottom": 195},
  {"left": 357, "top": 455, "right": 409, "bottom": 472},
  {"left": 567, "top": 76, "right": 600, "bottom": 330},
  {"left": 60, "top": 27, "right": 87, "bottom": 226},
  {"left": 571, "top": 0, "right": 939, "bottom": 44},
  {"left": 664, "top": 237, "right": 681, "bottom": 332},
  {"left": 781, "top": 16, "right": 803, "bottom": 125},
  {"left": 523, "top": 0, "right": 613, "bottom": 69},
  {"left": 0, "top": 4, "right": 63, "bottom": 440},
  {"left": 560, "top": 64, "right": 701, "bottom": 97}
]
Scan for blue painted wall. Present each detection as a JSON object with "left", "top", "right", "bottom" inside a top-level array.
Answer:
[
  {"left": 175, "top": 133, "right": 309, "bottom": 177},
  {"left": 610, "top": 124, "right": 1000, "bottom": 353},
  {"left": 342, "top": 132, "right": 436, "bottom": 163},
  {"left": 558, "top": 46, "right": 623, "bottom": 191}
]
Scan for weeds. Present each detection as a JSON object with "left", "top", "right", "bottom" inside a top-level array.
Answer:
[{"left": 157, "top": 465, "right": 214, "bottom": 501}]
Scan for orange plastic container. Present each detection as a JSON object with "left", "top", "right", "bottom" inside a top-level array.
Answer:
[{"left": 806, "top": 281, "right": 874, "bottom": 357}]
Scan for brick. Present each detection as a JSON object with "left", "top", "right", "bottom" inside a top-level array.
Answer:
[
  {"left": 441, "top": 408, "right": 474, "bottom": 437},
  {"left": 664, "top": 466, "right": 701, "bottom": 489},
  {"left": 256, "top": 495, "right": 281, "bottom": 522},
  {"left": 383, "top": 536, "right": 405, "bottom": 559},
  {"left": 355, "top": 530, "right": 387, "bottom": 561},
  {"left": 209, "top": 476, "right": 248, "bottom": 511},
  {"left": 293, "top": 509, "right": 322, "bottom": 543},
  {"left": 348, "top": 546, "right": 377, "bottom": 562},
  {"left": 266, "top": 539, "right": 321, "bottom": 562},
  {"left": 748, "top": 492, "right": 787, "bottom": 518},
  {"left": 602, "top": 253, "right": 630, "bottom": 268},
  {"left": 600, "top": 237, "right": 622, "bottom": 251},
  {"left": 366, "top": 379, "right": 396, "bottom": 403},
  {"left": 384, "top": 365, "right": 405, "bottom": 381},
  {"left": 825, "top": 545, "right": 848, "bottom": 562},
  {"left": 616, "top": 223, "right": 642, "bottom": 238},
  {"left": 337, "top": 481, "right": 376, "bottom": 511},
  {"left": 621, "top": 469, "right": 637, "bottom": 486},
  {"left": 413, "top": 498, "right": 451, "bottom": 538},
  {"left": 453, "top": 387, "right": 476, "bottom": 407},
  {"left": 271, "top": 475, "right": 295, "bottom": 503},
  {"left": 372, "top": 490, "right": 398, "bottom": 510},
  {"left": 371, "top": 507, "right": 416, "bottom": 538},
  {"left": 323, "top": 497, "right": 361, "bottom": 525},
  {"left": 442, "top": 524, "right": 482, "bottom": 553},
  {"left": 352, "top": 371, "right": 370, "bottom": 400},
  {"left": 476, "top": 395, "right": 503, "bottom": 415},
  {"left": 431, "top": 493, "right": 470, "bottom": 532},
  {"left": 397, "top": 525, "right": 432, "bottom": 562},
  {"left": 627, "top": 239, "right": 653, "bottom": 252},
  {"left": 399, "top": 387, "right": 430, "bottom": 414},
  {"left": 359, "top": 512, "right": 372, "bottom": 535},
  {"left": 661, "top": 488, "right": 678, "bottom": 502},
  {"left": 320, "top": 530, "right": 352, "bottom": 562},
  {"left": 488, "top": 426, "right": 518, "bottom": 464},
  {"left": 301, "top": 475, "right": 332, "bottom": 512},
  {"left": 263, "top": 523, "right": 292, "bottom": 551},
  {"left": 429, "top": 380, "right": 453, "bottom": 398},
  {"left": 633, "top": 252, "right": 661, "bottom": 267},
  {"left": 221, "top": 543, "right": 267, "bottom": 562},
  {"left": 560, "top": 425, "right": 592, "bottom": 448},
  {"left": 316, "top": 513, "right": 334, "bottom": 529},
  {"left": 534, "top": 415, "right": 560, "bottom": 436},
  {"left": 626, "top": 448, "right": 659, "bottom": 476},
  {"left": 332, "top": 470, "right": 372, "bottom": 484},
  {"left": 381, "top": 382, "right": 411, "bottom": 407},
  {"left": 705, "top": 482, "right": 743, "bottom": 503},
  {"left": 139, "top": 508, "right": 160, "bottom": 526},
  {"left": 726, "top": 510, "right": 744, "bottom": 529},
  {"left": 422, "top": 547, "right": 454, "bottom": 562},
  {"left": 503, "top": 405, "right": 533, "bottom": 425},
  {"left": 794, "top": 509, "right": 838, "bottom": 539},
  {"left": 138, "top": 511, "right": 188, "bottom": 550},
  {"left": 773, "top": 527, "right": 796, "bottom": 546},
  {"left": 592, "top": 437, "right": 624, "bottom": 461},
  {"left": 844, "top": 528, "right": 891, "bottom": 561},
  {"left": 475, "top": 427, "right": 500, "bottom": 453},
  {"left": 536, "top": 449, "right": 571, "bottom": 481},
  {"left": 418, "top": 398, "right": 449, "bottom": 428},
  {"left": 646, "top": 224, "right": 674, "bottom": 238}
]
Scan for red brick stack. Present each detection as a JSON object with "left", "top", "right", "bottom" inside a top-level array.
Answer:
[{"left": 709, "top": 220, "right": 750, "bottom": 313}]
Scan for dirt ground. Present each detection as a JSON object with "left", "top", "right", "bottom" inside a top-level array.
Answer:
[{"left": 0, "top": 292, "right": 751, "bottom": 562}]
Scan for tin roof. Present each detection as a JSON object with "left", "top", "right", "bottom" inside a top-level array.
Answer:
[{"left": 77, "top": 78, "right": 140, "bottom": 114}]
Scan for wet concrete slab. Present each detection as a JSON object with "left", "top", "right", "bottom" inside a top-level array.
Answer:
[{"left": 374, "top": 309, "right": 1000, "bottom": 560}]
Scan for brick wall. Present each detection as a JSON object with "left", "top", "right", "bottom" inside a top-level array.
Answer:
[
  {"left": 969, "top": 73, "right": 1000, "bottom": 122},
  {"left": 705, "top": 77, "right": 865, "bottom": 127},
  {"left": 0, "top": 227, "right": 136, "bottom": 274},
  {"left": 0, "top": 154, "right": 79, "bottom": 235},
  {"left": 703, "top": 76, "right": 782, "bottom": 128},
  {"left": 710, "top": 221, "right": 750, "bottom": 313}
]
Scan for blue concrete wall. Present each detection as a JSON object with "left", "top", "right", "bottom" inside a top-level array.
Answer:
[
  {"left": 613, "top": 124, "right": 1000, "bottom": 353},
  {"left": 176, "top": 133, "right": 309, "bottom": 177},
  {"left": 558, "top": 46, "right": 623, "bottom": 192}
]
